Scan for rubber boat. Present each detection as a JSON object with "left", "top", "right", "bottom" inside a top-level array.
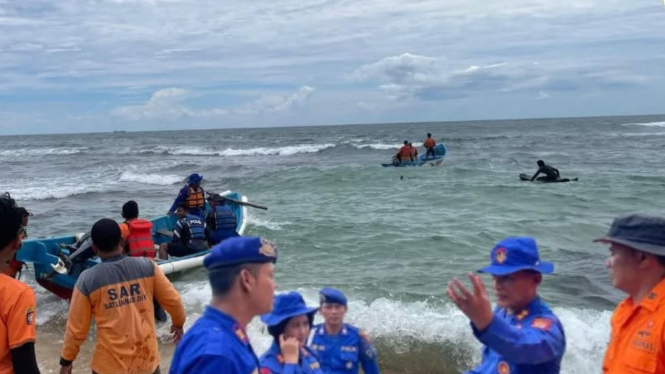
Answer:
[
  {"left": 519, "top": 173, "right": 578, "bottom": 183},
  {"left": 382, "top": 144, "right": 447, "bottom": 168},
  {"left": 15, "top": 190, "right": 248, "bottom": 300}
]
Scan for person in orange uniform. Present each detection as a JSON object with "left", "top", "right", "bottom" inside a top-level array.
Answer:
[
  {"left": 59, "top": 218, "right": 186, "bottom": 374},
  {"left": 394, "top": 141, "right": 413, "bottom": 164},
  {"left": 0, "top": 192, "right": 41, "bottom": 374},
  {"left": 119, "top": 200, "right": 156, "bottom": 258},
  {"left": 423, "top": 133, "right": 436, "bottom": 160},
  {"left": 168, "top": 173, "right": 206, "bottom": 219},
  {"left": 596, "top": 213, "right": 665, "bottom": 373},
  {"left": 2, "top": 207, "right": 32, "bottom": 279}
]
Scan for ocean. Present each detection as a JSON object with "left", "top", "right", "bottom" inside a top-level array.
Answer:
[{"left": 2, "top": 114, "right": 665, "bottom": 373}]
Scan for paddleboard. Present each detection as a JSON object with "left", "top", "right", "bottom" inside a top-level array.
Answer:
[{"left": 519, "top": 173, "right": 578, "bottom": 183}]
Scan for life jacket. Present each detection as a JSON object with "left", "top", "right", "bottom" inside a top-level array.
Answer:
[
  {"left": 126, "top": 219, "right": 156, "bottom": 257},
  {"left": 424, "top": 138, "right": 436, "bottom": 148},
  {"left": 184, "top": 215, "right": 207, "bottom": 243},
  {"left": 185, "top": 187, "right": 205, "bottom": 209},
  {"left": 400, "top": 146, "right": 412, "bottom": 158},
  {"left": 211, "top": 205, "right": 237, "bottom": 232}
]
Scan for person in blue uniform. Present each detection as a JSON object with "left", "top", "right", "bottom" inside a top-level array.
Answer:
[
  {"left": 206, "top": 193, "right": 239, "bottom": 246},
  {"left": 168, "top": 173, "right": 207, "bottom": 219},
  {"left": 159, "top": 204, "right": 209, "bottom": 260},
  {"left": 309, "top": 288, "right": 380, "bottom": 374},
  {"left": 169, "top": 236, "right": 278, "bottom": 374},
  {"left": 259, "top": 292, "right": 323, "bottom": 374},
  {"left": 446, "top": 237, "right": 566, "bottom": 374}
]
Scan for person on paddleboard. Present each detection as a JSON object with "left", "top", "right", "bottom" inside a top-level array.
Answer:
[
  {"left": 170, "top": 236, "right": 278, "bottom": 374},
  {"left": 530, "top": 160, "right": 560, "bottom": 182},
  {"left": 259, "top": 291, "right": 323, "bottom": 374},
  {"left": 309, "top": 287, "right": 380, "bottom": 374},
  {"left": 0, "top": 192, "right": 41, "bottom": 374},
  {"left": 168, "top": 173, "right": 206, "bottom": 219},
  {"left": 447, "top": 237, "right": 566, "bottom": 374},
  {"left": 595, "top": 214, "right": 665, "bottom": 373},
  {"left": 423, "top": 133, "right": 436, "bottom": 159}
]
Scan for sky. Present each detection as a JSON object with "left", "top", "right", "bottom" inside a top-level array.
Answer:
[{"left": 0, "top": 0, "right": 664, "bottom": 135}]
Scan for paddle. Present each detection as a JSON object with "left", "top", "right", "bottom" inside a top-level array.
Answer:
[{"left": 206, "top": 192, "right": 268, "bottom": 211}]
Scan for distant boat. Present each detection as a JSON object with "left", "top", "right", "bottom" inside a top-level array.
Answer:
[{"left": 113, "top": 130, "right": 127, "bottom": 133}]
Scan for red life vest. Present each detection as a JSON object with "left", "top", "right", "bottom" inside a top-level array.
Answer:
[
  {"left": 126, "top": 219, "right": 156, "bottom": 257},
  {"left": 400, "top": 146, "right": 412, "bottom": 158}
]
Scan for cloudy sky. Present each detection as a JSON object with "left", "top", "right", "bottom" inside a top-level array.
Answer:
[{"left": 1, "top": 0, "right": 664, "bottom": 134}]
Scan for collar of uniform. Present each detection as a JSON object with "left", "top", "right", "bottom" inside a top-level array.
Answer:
[
  {"left": 319, "top": 324, "right": 347, "bottom": 335},
  {"left": 505, "top": 295, "right": 541, "bottom": 320},
  {"left": 637, "top": 277, "right": 665, "bottom": 312},
  {"left": 203, "top": 306, "right": 250, "bottom": 346},
  {"left": 101, "top": 255, "right": 125, "bottom": 263}
]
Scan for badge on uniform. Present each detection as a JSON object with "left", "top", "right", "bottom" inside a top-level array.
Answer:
[
  {"left": 497, "top": 361, "right": 510, "bottom": 374},
  {"left": 259, "top": 239, "right": 277, "bottom": 258},
  {"left": 531, "top": 318, "right": 553, "bottom": 331},
  {"left": 25, "top": 307, "right": 35, "bottom": 326}
]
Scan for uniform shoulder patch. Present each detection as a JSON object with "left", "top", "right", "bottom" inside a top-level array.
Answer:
[
  {"left": 531, "top": 318, "right": 553, "bottom": 331},
  {"left": 25, "top": 307, "right": 35, "bottom": 326}
]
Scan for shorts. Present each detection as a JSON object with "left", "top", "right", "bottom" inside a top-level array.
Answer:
[{"left": 166, "top": 243, "right": 199, "bottom": 257}]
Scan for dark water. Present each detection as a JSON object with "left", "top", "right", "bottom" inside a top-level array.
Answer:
[{"left": 2, "top": 114, "right": 665, "bottom": 373}]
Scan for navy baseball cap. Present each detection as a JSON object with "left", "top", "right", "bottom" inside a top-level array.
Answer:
[
  {"left": 477, "top": 237, "right": 554, "bottom": 276},
  {"left": 595, "top": 213, "right": 665, "bottom": 256},
  {"left": 319, "top": 287, "right": 347, "bottom": 306},
  {"left": 261, "top": 292, "right": 318, "bottom": 327},
  {"left": 204, "top": 236, "right": 277, "bottom": 270}
]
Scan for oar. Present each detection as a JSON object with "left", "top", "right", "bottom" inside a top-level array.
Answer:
[
  {"left": 205, "top": 192, "right": 268, "bottom": 211},
  {"left": 224, "top": 198, "right": 268, "bottom": 211}
]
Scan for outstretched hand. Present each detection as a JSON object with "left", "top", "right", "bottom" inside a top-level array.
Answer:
[{"left": 446, "top": 272, "right": 494, "bottom": 331}]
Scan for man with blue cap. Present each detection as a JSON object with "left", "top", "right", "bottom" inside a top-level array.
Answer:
[
  {"left": 259, "top": 292, "right": 323, "bottom": 374},
  {"left": 447, "top": 237, "right": 566, "bottom": 374},
  {"left": 168, "top": 173, "right": 206, "bottom": 219},
  {"left": 309, "top": 288, "right": 380, "bottom": 374},
  {"left": 169, "top": 236, "right": 278, "bottom": 374}
]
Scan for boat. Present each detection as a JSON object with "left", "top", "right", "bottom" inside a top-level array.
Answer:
[
  {"left": 382, "top": 144, "right": 447, "bottom": 167},
  {"left": 15, "top": 190, "right": 248, "bottom": 300}
]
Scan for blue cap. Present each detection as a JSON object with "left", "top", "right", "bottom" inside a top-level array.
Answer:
[
  {"left": 477, "top": 237, "right": 554, "bottom": 276},
  {"left": 261, "top": 292, "right": 318, "bottom": 327},
  {"left": 319, "top": 287, "right": 347, "bottom": 306},
  {"left": 188, "top": 173, "right": 203, "bottom": 184},
  {"left": 204, "top": 237, "right": 277, "bottom": 270}
]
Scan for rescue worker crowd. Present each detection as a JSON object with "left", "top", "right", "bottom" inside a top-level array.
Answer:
[{"left": 2, "top": 179, "right": 665, "bottom": 373}]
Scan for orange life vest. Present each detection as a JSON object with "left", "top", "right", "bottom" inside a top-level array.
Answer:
[
  {"left": 126, "top": 219, "right": 155, "bottom": 257},
  {"left": 185, "top": 187, "right": 205, "bottom": 209},
  {"left": 424, "top": 138, "right": 436, "bottom": 148},
  {"left": 400, "top": 146, "right": 412, "bottom": 158}
]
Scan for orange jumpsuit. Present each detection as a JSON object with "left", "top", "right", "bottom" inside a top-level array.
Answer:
[
  {"left": 61, "top": 256, "right": 186, "bottom": 374},
  {"left": 0, "top": 274, "right": 36, "bottom": 374},
  {"left": 603, "top": 277, "right": 665, "bottom": 373}
]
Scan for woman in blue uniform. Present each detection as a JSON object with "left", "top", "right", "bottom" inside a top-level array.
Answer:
[{"left": 260, "top": 292, "right": 324, "bottom": 374}]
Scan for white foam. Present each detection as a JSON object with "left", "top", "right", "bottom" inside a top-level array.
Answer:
[
  {"left": 623, "top": 121, "right": 665, "bottom": 128},
  {"left": 246, "top": 215, "right": 287, "bottom": 231},
  {"left": 354, "top": 142, "right": 423, "bottom": 150},
  {"left": 0, "top": 148, "right": 84, "bottom": 157},
  {"left": 217, "top": 144, "right": 335, "bottom": 157},
  {"left": 10, "top": 183, "right": 109, "bottom": 201},
  {"left": 119, "top": 171, "right": 183, "bottom": 185}
]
